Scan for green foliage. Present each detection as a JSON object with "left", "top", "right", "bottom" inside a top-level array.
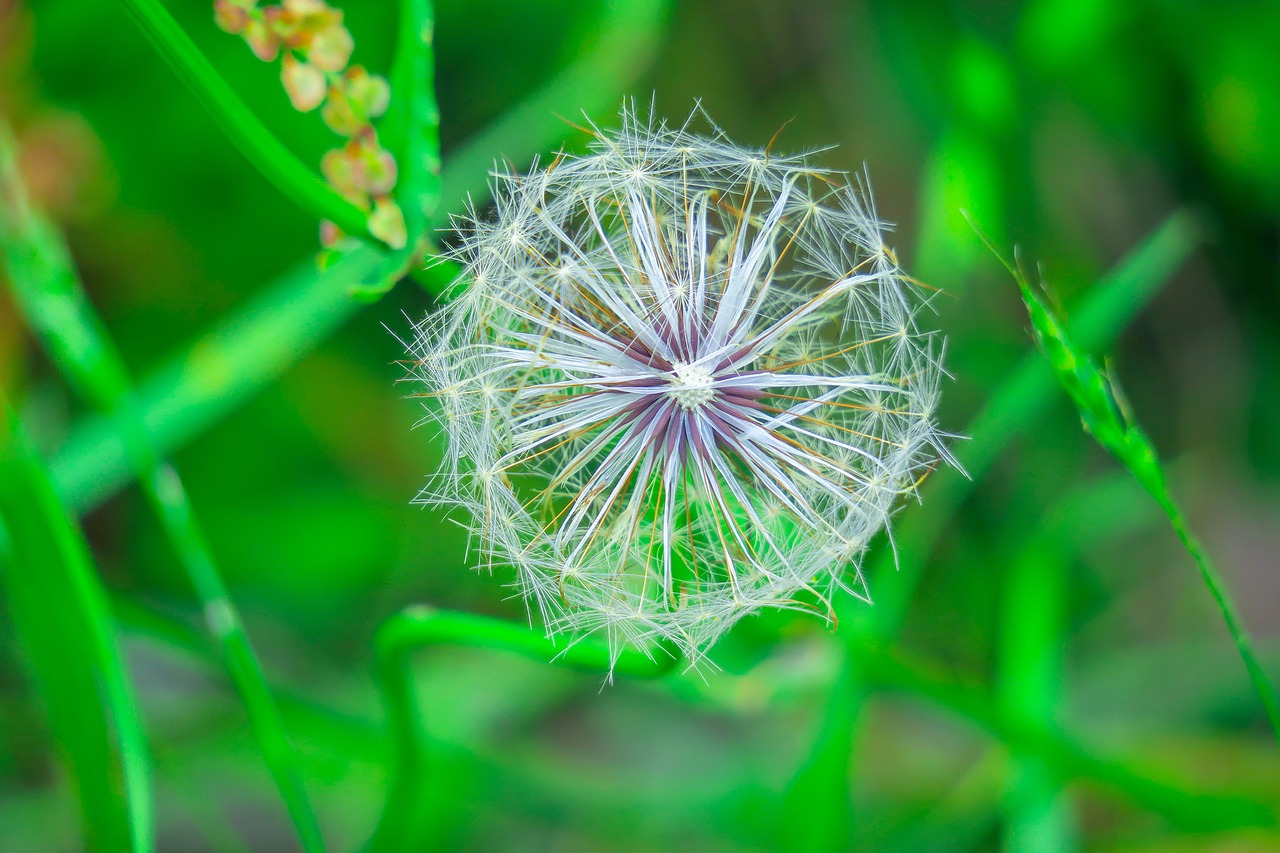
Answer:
[
  {"left": 0, "top": 121, "right": 325, "bottom": 851},
  {"left": 369, "top": 606, "right": 678, "bottom": 852},
  {"left": 992, "top": 234, "right": 1280, "bottom": 746},
  {"left": 3, "top": 0, "right": 1280, "bottom": 850},
  {"left": 0, "top": 406, "right": 152, "bottom": 852}
]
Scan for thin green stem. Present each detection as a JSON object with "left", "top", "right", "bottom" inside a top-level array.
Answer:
[
  {"left": 0, "top": 133, "right": 326, "bottom": 852},
  {"left": 343, "top": 0, "right": 445, "bottom": 301},
  {"left": 1141, "top": 465, "right": 1280, "bottom": 746},
  {"left": 788, "top": 211, "right": 1199, "bottom": 844},
  {"left": 386, "top": 0, "right": 442, "bottom": 238},
  {"left": 115, "top": 0, "right": 371, "bottom": 241},
  {"left": 860, "top": 210, "right": 1199, "bottom": 643},
  {"left": 367, "top": 606, "right": 678, "bottom": 852}
]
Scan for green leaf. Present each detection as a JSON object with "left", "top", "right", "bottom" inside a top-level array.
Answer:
[{"left": 0, "top": 404, "right": 153, "bottom": 853}]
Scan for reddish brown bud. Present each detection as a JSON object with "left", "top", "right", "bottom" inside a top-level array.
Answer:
[
  {"left": 354, "top": 143, "right": 397, "bottom": 196},
  {"left": 344, "top": 66, "right": 390, "bottom": 120},
  {"left": 321, "top": 147, "right": 363, "bottom": 202},
  {"left": 243, "top": 17, "right": 280, "bottom": 62},
  {"left": 319, "top": 219, "right": 345, "bottom": 248},
  {"left": 281, "top": 54, "right": 327, "bottom": 112},
  {"left": 308, "top": 23, "right": 354, "bottom": 72},
  {"left": 368, "top": 196, "right": 408, "bottom": 249},
  {"left": 214, "top": 0, "right": 251, "bottom": 34},
  {"left": 283, "top": 0, "right": 330, "bottom": 16},
  {"left": 321, "top": 89, "right": 363, "bottom": 136}
]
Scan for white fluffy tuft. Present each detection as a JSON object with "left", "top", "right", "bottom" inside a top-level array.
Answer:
[{"left": 408, "top": 107, "right": 954, "bottom": 662}]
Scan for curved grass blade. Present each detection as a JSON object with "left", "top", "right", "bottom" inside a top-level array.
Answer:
[
  {"left": 114, "top": 0, "right": 371, "bottom": 241},
  {"left": 992, "top": 233, "right": 1280, "bottom": 747},
  {"left": 0, "top": 128, "right": 326, "bottom": 851},
  {"left": 367, "top": 606, "right": 678, "bottom": 853},
  {"left": 0, "top": 403, "right": 153, "bottom": 853}
]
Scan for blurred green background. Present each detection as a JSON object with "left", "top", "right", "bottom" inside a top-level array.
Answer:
[{"left": 2, "top": 0, "right": 1280, "bottom": 850}]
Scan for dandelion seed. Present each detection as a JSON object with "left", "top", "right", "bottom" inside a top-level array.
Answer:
[{"left": 410, "top": 107, "right": 954, "bottom": 661}]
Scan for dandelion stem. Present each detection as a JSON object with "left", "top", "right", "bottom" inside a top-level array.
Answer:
[
  {"left": 368, "top": 606, "right": 678, "bottom": 852},
  {"left": 115, "top": 0, "right": 373, "bottom": 241}
]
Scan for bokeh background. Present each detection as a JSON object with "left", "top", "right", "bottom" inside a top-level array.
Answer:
[{"left": 2, "top": 0, "right": 1279, "bottom": 850}]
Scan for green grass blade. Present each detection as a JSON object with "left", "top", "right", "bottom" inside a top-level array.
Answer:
[
  {"left": 367, "top": 606, "right": 678, "bottom": 852},
  {"left": 1000, "top": 539, "right": 1071, "bottom": 852},
  {"left": 999, "top": 235, "right": 1280, "bottom": 747},
  {"left": 51, "top": 246, "right": 385, "bottom": 512},
  {"left": 778, "top": 656, "right": 860, "bottom": 853},
  {"left": 866, "top": 210, "right": 1199, "bottom": 640},
  {"left": 114, "top": 0, "right": 372, "bottom": 241},
  {"left": 0, "top": 131, "right": 327, "bottom": 851},
  {"left": 0, "top": 403, "right": 153, "bottom": 853}
]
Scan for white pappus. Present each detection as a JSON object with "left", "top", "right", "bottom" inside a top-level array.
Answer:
[{"left": 409, "top": 108, "right": 954, "bottom": 663}]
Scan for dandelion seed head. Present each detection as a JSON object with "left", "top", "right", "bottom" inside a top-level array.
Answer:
[{"left": 409, "top": 106, "right": 955, "bottom": 662}]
